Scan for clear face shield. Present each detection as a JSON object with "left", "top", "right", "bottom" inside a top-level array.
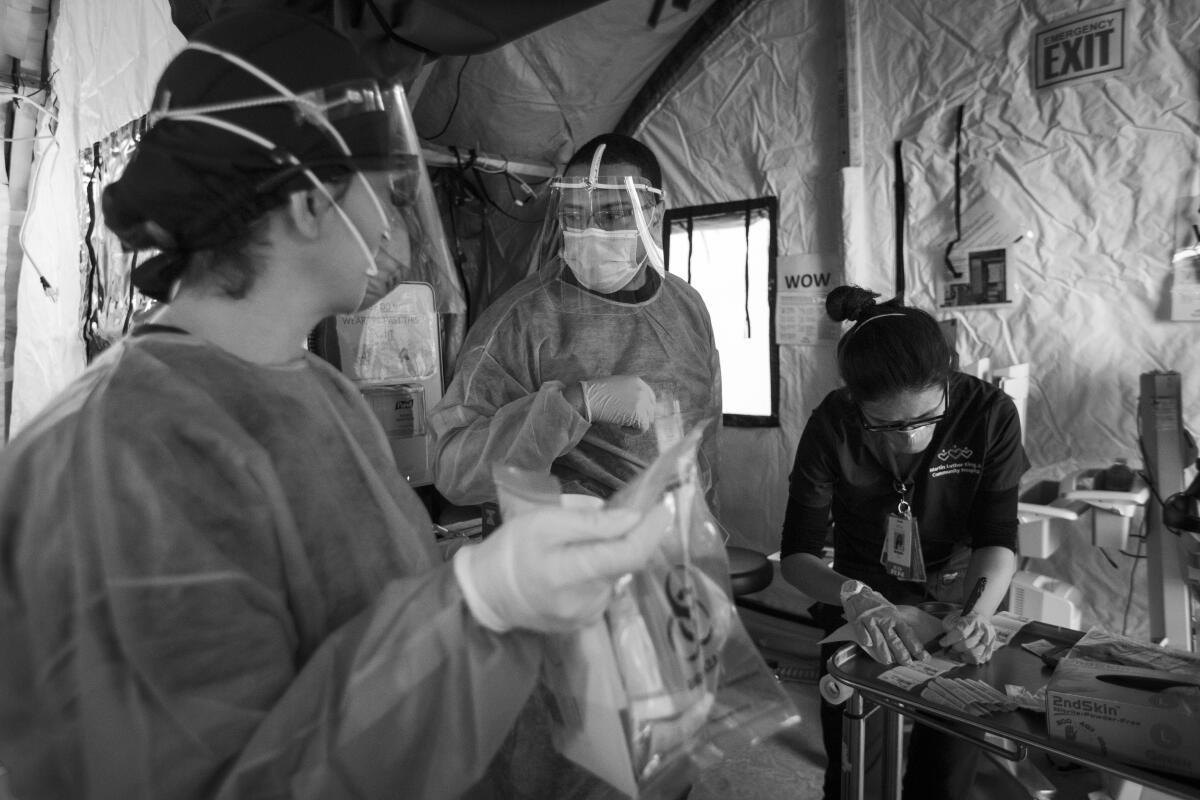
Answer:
[
  {"left": 150, "top": 43, "right": 463, "bottom": 315},
  {"left": 534, "top": 146, "right": 665, "bottom": 293}
]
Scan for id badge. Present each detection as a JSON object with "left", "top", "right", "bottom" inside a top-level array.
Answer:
[{"left": 880, "top": 510, "right": 927, "bottom": 582}]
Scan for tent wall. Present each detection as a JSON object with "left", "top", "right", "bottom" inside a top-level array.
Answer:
[
  {"left": 639, "top": 0, "right": 846, "bottom": 554},
  {"left": 8, "top": 0, "right": 183, "bottom": 436},
  {"left": 853, "top": 0, "right": 1200, "bottom": 469},
  {"left": 2, "top": 0, "right": 51, "bottom": 438},
  {"left": 639, "top": 0, "right": 1200, "bottom": 553}
]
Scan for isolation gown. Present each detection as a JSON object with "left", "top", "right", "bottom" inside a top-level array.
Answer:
[
  {"left": 429, "top": 259, "right": 722, "bottom": 506},
  {"left": 0, "top": 327, "right": 542, "bottom": 800}
]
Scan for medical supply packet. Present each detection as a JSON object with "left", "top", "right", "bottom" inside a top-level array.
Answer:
[{"left": 495, "top": 426, "right": 800, "bottom": 799}]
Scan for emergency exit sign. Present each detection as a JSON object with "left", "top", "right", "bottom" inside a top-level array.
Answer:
[{"left": 1034, "top": 6, "right": 1125, "bottom": 89}]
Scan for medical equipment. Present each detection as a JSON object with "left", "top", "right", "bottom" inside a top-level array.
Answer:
[
  {"left": 1007, "top": 569, "right": 1082, "bottom": 629},
  {"left": 1138, "top": 370, "right": 1198, "bottom": 652}
]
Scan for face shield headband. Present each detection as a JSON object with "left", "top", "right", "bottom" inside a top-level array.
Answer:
[{"left": 148, "top": 41, "right": 401, "bottom": 280}]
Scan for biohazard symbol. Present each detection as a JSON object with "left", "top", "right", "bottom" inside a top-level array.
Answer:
[{"left": 663, "top": 565, "right": 715, "bottom": 665}]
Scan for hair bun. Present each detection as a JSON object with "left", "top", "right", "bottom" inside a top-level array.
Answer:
[{"left": 826, "top": 285, "right": 879, "bottom": 323}]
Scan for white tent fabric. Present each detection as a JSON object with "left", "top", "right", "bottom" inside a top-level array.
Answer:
[
  {"left": 5, "top": 0, "right": 1199, "bottom": 567},
  {"left": 9, "top": 0, "right": 183, "bottom": 435},
  {"left": 640, "top": 0, "right": 846, "bottom": 555},
  {"left": 637, "top": 0, "right": 1200, "bottom": 556},
  {"left": 856, "top": 0, "right": 1200, "bottom": 469}
]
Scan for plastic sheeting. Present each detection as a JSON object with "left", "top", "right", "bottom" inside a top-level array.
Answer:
[
  {"left": 638, "top": 0, "right": 1200, "bottom": 556},
  {"left": 9, "top": 0, "right": 183, "bottom": 435},
  {"left": 410, "top": 0, "right": 716, "bottom": 164},
  {"left": 854, "top": 0, "right": 1200, "bottom": 470},
  {"left": 639, "top": 0, "right": 846, "bottom": 554}
]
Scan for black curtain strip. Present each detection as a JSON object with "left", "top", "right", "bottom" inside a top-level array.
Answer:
[
  {"left": 743, "top": 207, "right": 751, "bottom": 338},
  {"left": 892, "top": 140, "right": 906, "bottom": 300},
  {"left": 123, "top": 252, "right": 138, "bottom": 335},
  {"left": 943, "top": 104, "right": 965, "bottom": 279},
  {"left": 3, "top": 58, "right": 19, "bottom": 170},
  {"left": 685, "top": 216, "right": 693, "bottom": 283},
  {"left": 82, "top": 143, "right": 101, "bottom": 360}
]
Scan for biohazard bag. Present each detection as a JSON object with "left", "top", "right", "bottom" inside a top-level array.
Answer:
[{"left": 494, "top": 423, "right": 800, "bottom": 799}]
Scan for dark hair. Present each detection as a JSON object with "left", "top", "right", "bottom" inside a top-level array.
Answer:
[
  {"left": 102, "top": 11, "right": 385, "bottom": 301},
  {"left": 827, "top": 285, "right": 951, "bottom": 402},
  {"left": 565, "top": 133, "right": 663, "bottom": 190}
]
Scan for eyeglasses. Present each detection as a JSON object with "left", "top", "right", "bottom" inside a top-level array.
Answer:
[
  {"left": 859, "top": 382, "right": 948, "bottom": 434},
  {"left": 557, "top": 204, "right": 655, "bottom": 232}
]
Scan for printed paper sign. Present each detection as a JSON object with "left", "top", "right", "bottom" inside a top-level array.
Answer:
[
  {"left": 777, "top": 252, "right": 836, "bottom": 293},
  {"left": 775, "top": 252, "right": 841, "bottom": 345},
  {"left": 1033, "top": 6, "right": 1126, "bottom": 90},
  {"left": 776, "top": 293, "right": 840, "bottom": 345}
]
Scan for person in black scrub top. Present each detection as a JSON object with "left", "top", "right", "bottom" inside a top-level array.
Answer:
[{"left": 780, "top": 285, "right": 1026, "bottom": 800}]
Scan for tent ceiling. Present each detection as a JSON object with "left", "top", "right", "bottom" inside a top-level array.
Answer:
[
  {"left": 409, "top": 0, "right": 718, "bottom": 167},
  {"left": 166, "top": 0, "right": 720, "bottom": 169}
]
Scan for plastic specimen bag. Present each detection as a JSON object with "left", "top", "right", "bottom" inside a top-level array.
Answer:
[{"left": 493, "top": 423, "right": 800, "bottom": 799}]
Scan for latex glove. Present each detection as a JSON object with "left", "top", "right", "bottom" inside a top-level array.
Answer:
[
  {"left": 580, "top": 375, "right": 657, "bottom": 431},
  {"left": 938, "top": 611, "right": 999, "bottom": 665},
  {"left": 454, "top": 502, "right": 672, "bottom": 633},
  {"left": 840, "top": 581, "right": 926, "bottom": 666}
]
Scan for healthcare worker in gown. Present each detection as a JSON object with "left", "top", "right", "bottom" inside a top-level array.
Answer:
[
  {"left": 780, "top": 286, "right": 1025, "bottom": 800},
  {"left": 428, "top": 134, "right": 722, "bottom": 506},
  {"left": 0, "top": 13, "right": 673, "bottom": 800}
]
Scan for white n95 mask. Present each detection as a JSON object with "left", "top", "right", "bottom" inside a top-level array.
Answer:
[{"left": 563, "top": 228, "right": 642, "bottom": 293}]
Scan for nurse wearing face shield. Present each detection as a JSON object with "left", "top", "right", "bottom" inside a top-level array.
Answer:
[
  {"left": 0, "top": 13, "right": 674, "bottom": 800},
  {"left": 429, "top": 134, "right": 722, "bottom": 507},
  {"left": 778, "top": 285, "right": 1027, "bottom": 800}
]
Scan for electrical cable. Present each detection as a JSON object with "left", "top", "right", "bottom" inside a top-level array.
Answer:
[
  {"left": 943, "top": 104, "right": 965, "bottom": 279},
  {"left": 1099, "top": 548, "right": 1119, "bottom": 570},
  {"left": 453, "top": 146, "right": 543, "bottom": 224},
  {"left": 1121, "top": 522, "right": 1145, "bottom": 636},
  {"left": 419, "top": 56, "right": 470, "bottom": 141}
]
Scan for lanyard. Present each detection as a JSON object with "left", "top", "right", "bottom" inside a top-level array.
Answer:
[{"left": 881, "top": 446, "right": 923, "bottom": 518}]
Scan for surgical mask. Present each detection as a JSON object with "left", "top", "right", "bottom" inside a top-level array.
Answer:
[
  {"left": 562, "top": 228, "right": 643, "bottom": 293},
  {"left": 881, "top": 425, "right": 936, "bottom": 455}
]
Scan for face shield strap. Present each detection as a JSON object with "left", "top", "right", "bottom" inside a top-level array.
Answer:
[
  {"left": 148, "top": 41, "right": 394, "bottom": 277},
  {"left": 626, "top": 175, "right": 664, "bottom": 272},
  {"left": 588, "top": 143, "right": 606, "bottom": 185}
]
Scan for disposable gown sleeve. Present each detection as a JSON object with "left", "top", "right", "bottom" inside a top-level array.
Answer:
[
  {"left": 429, "top": 347, "right": 591, "bottom": 505},
  {"left": 0, "top": 431, "right": 543, "bottom": 800},
  {"left": 217, "top": 568, "right": 543, "bottom": 800}
]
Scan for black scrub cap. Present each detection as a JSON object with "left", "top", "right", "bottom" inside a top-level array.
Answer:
[{"left": 103, "top": 10, "right": 391, "bottom": 301}]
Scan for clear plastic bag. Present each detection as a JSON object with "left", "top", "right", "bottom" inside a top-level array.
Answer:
[{"left": 494, "top": 422, "right": 800, "bottom": 799}]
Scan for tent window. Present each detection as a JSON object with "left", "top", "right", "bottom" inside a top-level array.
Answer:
[{"left": 664, "top": 197, "right": 778, "bottom": 427}]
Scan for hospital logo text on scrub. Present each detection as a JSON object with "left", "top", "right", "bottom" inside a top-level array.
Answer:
[{"left": 928, "top": 446, "right": 981, "bottom": 479}]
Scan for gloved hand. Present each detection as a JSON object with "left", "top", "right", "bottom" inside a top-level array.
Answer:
[
  {"left": 453, "top": 502, "right": 672, "bottom": 633},
  {"left": 938, "top": 611, "right": 999, "bottom": 664},
  {"left": 580, "top": 375, "right": 657, "bottom": 431},
  {"left": 840, "top": 580, "right": 926, "bottom": 666}
]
